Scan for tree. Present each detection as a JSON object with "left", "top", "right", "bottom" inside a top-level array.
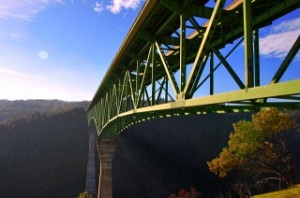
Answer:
[
  {"left": 76, "top": 191, "right": 95, "bottom": 198},
  {"left": 207, "top": 108, "right": 297, "bottom": 195}
]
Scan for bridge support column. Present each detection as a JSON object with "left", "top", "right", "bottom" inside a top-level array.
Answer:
[
  {"left": 85, "top": 127, "right": 97, "bottom": 196},
  {"left": 96, "top": 139, "right": 117, "bottom": 198}
]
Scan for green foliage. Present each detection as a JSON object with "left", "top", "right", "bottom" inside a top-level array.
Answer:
[
  {"left": 207, "top": 108, "right": 297, "bottom": 194},
  {"left": 76, "top": 191, "right": 95, "bottom": 198}
]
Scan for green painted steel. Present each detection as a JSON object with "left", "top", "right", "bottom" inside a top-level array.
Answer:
[{"left": 87, "top": 0, "right": 300, "bottom": 140}]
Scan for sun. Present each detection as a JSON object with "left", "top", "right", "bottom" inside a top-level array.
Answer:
[{"left": 38, "top": 50, "right": 49, "bottom": 60}]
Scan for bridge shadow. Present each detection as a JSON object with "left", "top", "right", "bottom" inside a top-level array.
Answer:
[
  {"left": 113, "top": 113, "right": 249, "bottom": 197},
  {"left": 112, "top": 111, "right": 300, "bottom": 197}
]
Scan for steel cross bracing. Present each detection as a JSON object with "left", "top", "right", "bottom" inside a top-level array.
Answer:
[{"left": 87, "top": 0, "right": 300, "bottom": 140}]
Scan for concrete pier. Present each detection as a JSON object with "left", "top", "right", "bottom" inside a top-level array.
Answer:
[
  {"left": 85, "top": 127, "right": 97, "bottom": 196},
  {"left": 96, "top": 139, "right": 117, "bottom": 198}
]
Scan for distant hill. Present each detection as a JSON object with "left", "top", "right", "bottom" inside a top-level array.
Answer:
[
  {"left": 0, "top": 100, "right": 90, "bottom": 198},
  {"left": 0, "top": 99, "right": 89, "bottom": 124}
]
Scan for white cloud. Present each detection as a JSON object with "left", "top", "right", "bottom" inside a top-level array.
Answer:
[
  {"left": 0, "top": 67, "right": 43, "bottom": 80},
  {"left": 0, "top": 0, "right": 67, "bottom": 41},
  {"left": 260, "top": 17, "right": 300, "bottom": 59},
  {"left": 0, "top": 0, "right": 65, "bottom": 21},
  {"left": 271, "top": 17, "right": 300, "bottom": 33},
  {"left": 94, "top": 2, "right": 104, "bottom": 13},
  {"left": 106, "top": 0, "right": 142, "bottom": 14}
]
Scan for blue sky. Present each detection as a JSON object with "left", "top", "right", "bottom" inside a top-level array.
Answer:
[
  {"left": 0, "top": 0, "right": 299, "bottom": 101},
  {"left": 0, "top": 0, "right": 144, "bottom": 101}
]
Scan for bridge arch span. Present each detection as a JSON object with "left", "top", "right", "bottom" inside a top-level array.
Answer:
[
  {"left": 87, "top": 0, "right": 300, "bottom": 140},
  {"left": 86, "top": 1, "right": 300, "bottom": 197}
]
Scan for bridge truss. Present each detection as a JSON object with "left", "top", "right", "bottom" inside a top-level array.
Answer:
[{"left": 87, "top": 0, "right": 300, "bottom": 140}]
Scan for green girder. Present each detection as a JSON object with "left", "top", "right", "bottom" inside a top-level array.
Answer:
[{"left": 87, "top": 0, "right": 300, "bottom": 140}]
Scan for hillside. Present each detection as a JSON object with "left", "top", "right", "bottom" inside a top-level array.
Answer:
[
  {"left": 0, "top": 99, "right": 89, "bottom": 124},
  {"left": 0, "top": 101, "right": 89, "bottom": 198},
  {"left": 0, "top": 99, "right": 299, "bottom": 197}
]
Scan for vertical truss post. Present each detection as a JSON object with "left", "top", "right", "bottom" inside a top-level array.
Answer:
[
  {"left": 151, "top": 43, "right": 156, "bottom": 105},
  {"left": 254, "top": 29, "right": 260, "bottom": 86},
  {"left": 165, "top": 76, "right": 168, "bottom": 102},
  {"left": 180, "top": 11, "right": 186, "bottom": 100},
  {"left": 135, "top": 59, "right": 140, "bottom": 107},
  {"left": 210, "top": 52, "right": 214, "bottom": 95},
  {"left": 184, "top": 0, "right": 225, "bottom": 98},
  {"left": 243, "top": 0, "right": 254, "bottom": 88}
]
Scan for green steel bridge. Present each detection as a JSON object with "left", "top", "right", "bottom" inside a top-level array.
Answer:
[{"left": 87, "top": 0, "right": 300, "bottom": 140}]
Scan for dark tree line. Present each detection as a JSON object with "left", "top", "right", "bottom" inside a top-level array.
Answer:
[
  {"left": 0, "top": 99, "right": 89, "bottom": 124},
  {"left": 0, "top": 101, "right": 90, "bottom": 198}
]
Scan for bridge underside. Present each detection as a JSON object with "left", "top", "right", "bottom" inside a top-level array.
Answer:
[{"left": 87, "top": 0, "right": 300, "bottom": 140}]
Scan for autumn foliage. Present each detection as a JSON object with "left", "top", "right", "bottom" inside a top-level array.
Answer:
[
  {"left": 76, "top": 191, "right": 95, "bottom": 198},
  {"left": 207, "top": 108, "right": 297, "bottom": 195},
  {"left": 168, "top": 187, "right": 199, "bottom": 198}
]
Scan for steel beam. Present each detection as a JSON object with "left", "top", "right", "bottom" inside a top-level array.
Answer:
[
  {"left": 184, "top": 0, "right": 225, "bottom": 97},
  {"left": 271, "top": 35, "right": 300, "bottom": 84},
  {"left": 87, "top": 0, "right": 300, "bottom": 139},
  {"left": 243, "top": 0, "right": 254, "bottom": 88},
  {"left": 180, "top": 12, "right": 187, "bottom": 98}
]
